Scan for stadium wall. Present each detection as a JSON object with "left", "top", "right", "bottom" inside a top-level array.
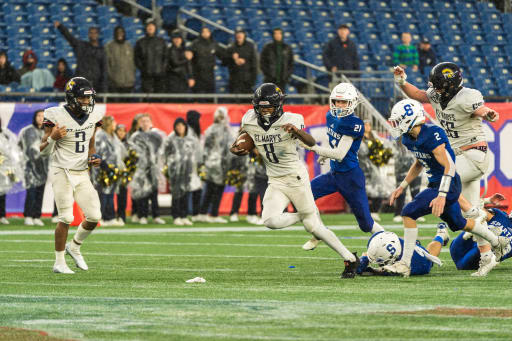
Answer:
[{"left": 1, "top": 102, "right": 511, "bottom": 216}]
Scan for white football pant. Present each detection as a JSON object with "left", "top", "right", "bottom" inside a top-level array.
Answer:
[
  {"left": 50, "top": 166, "right": 101, "bottom": 224},
  {"left": 456, "top": 149, "right": 489, "bottom": 208}
]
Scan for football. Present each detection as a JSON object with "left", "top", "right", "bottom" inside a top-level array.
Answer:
[{"left": 235, "top": 132, "right": 255, "bottom": 151}]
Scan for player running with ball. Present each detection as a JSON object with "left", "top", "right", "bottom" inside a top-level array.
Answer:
[
  {"left": 40, "top": 77, "right": 103, "bottom": 274},
  {"left": 230, "top": 83, "right": 359, "bottom": 278},
  {"left": 384, "top": 99, "right": 509, "bottom": 277}
]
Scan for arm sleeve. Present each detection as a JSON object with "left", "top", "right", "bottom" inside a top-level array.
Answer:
[
  {"left": 57, "top": 24, "right": 79, "bottom": 49},
  {"left": 43, "top": 109, "right": 55, "bottom": 128},
  {"left": 312, "top": 135, "right": 354, "bottom": 161},
  {"left": 460, "top": 89, "right": 484, "bottom": 114}
]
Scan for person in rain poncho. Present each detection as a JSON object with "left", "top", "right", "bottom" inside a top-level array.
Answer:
[
  {"left": 0, "top": 119, "right": 23, "bottom": 224},
  {"left": 128, "top": 114, "right": 165, "bottom": 225},
  {"left": 18, "top": 109, "right": 49, "bottom": 226},
  {"left": 196, "top": 106, "right": 233, "bottom": 223},
  {"left": 162, "top": 117, "right": 199, "bottom": 226},
  {"left": 186, "top": 110, "right": 204, "bottom": 221},
  {"left": 93, "top": 116, "right": 127, "bottom": 226}
]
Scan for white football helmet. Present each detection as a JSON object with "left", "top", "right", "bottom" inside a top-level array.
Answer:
[
  {"left": 329, "top": 83, "right": 359, "bottom": 118},
  {"left": 367, "top": 231, "right": 402, "bottom": 266},
  {"left": 389, "top": 99, "right": 426, "bottom": 139}
]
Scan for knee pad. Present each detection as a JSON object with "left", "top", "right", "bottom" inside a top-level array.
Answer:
[
  {"left": 59, "top": 213, "right": 74, "bottom": 225},
  {"left": 84, "top": 209, "right": 101, "bottom": 223}
]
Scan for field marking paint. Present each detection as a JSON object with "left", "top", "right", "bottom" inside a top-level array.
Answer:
[{"left": 0, "top": 224, "right": 438, "bottom": 236}]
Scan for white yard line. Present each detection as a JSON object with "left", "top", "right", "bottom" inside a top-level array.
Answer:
[{"left": 0, "top": 224, "right": 438, "bottom": 236}]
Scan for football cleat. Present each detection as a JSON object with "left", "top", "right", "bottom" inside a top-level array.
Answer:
[
  {"left": 174, "top": 218, "right": 184, "bottom": 226},
  {"left": 24, "top": 217, "right": 34, "bottom": 225},
  {"left": 53, "top": 263, "right": 75, "bottom": 274},
  {"left": 436, "top": 222, "right": 450, "bottom": 246},
  {"left": 139, "top": 217, "right": 148, "bottom": 225},
  {"left": 229, "top": 214, "right": 239, "bottom": 222},
  {"left": 341, "top": 252, "right": 360, "bottom": 279},
  {"left": 383, "top": 260, "right": 411, "bottom": 278},
  {"left": 182, "top": 218, "right": 193, "bottom": 226},
  {"left": 66, "top": 243, "right": 88, "bottom": 270},
  {"left": 302, "top": 237, "right": 320, "bottom": 251},
  {"left": 492, "top": 236, "right": 510, "bottom": 261},
  {"left": 471, "top": 254, "right": 499, "bottom": 277}
]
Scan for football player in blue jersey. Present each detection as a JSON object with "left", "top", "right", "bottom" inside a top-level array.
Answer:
[
  {"left": 301, "top": 83, "right": 386, "bottom": 251},
  {"left": 384, "top": 99, "right": 509, "bottom": 277},
  {"left": 450, "top": 193, "right": 512, "bottom": 276},
  {"left": 356, "top": 229, "right": 449, "bottom": 276}
]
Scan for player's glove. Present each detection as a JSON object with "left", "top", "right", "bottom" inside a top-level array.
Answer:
[{"left": 393, "top": 66, "right": 407, "bottom": 86}]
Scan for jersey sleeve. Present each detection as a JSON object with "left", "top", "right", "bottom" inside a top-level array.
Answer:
[
  {"left": 489, "top": 208, "right": 510, "bottom": 224},
  {"left": 43, "top": 108, "right": 55, "bottom": 128},
  {"left": 459, "top": 88, "right": 484, "bottom": 114},
  {"left": 337, "top": 117, "right": 364, "bottom": 138},
  {"left": 422, "top": 125, "right": 449, "bottom": 151},
  {"left": 294, "top": 114, "right": 305, "bottom": 130}
]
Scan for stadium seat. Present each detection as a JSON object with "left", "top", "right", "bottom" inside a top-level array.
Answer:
[
  {"left": 389, "top": 0, "right": 410, "bottom": 12},
  {"left": 458, "top": 44, "right": 481, "bottom": 57},
  {"left": 432, "top": 2, "right": 455, "bottom": 13},
  {"left": 476, "top": 1, "right": 498, "bottom": 13},
  {"left": 412, "top": 1, "right": 434, "bottom": 13},
  {"left": 465, "top": 12, "right": 481, "bottom": 23}
]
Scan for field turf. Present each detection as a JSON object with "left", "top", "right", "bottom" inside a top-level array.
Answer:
[{"left": 0, "top": 213, "right": 511, "bottom": 340}]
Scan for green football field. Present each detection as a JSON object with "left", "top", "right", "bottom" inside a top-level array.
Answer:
[{"left": 0, "top": 213, "right": 511, "bottom": 340}]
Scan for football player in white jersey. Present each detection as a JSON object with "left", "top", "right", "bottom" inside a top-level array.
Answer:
[
  {"left": 394, "top": 62, "right": 500, "bottom": 259},
  {"left": 40, "top": 77, "right": 103, "bottom": 274},
  {"left": 230, "top": 83, "right": 360, "bottom": 278}
]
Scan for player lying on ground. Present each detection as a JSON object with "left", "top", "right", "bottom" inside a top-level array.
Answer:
[
  {"left": 299, "top": 83, "right": 385, "bottom": 251},
  {"left": 40, "top": 77, "right": 103, "bottom": 274},
  {"left": 450, "top": 193, "right": 512, "bottom": 277},
  {"left": 356, "top": 228, "right": 448, "bottom": 276},
  {"left": 230, "top": 83, "right": 360, "bottom": 278},
  {"left": 383, "top": 99, "right": 509, "bottom": 278}
]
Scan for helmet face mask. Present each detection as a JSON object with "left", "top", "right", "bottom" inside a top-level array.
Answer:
[
  {"left": 367, "top": 231, "right": 402, "bottom": 266},
  {"left": 253, "top": 83, "right": 285, "bottom": 126},
  {"left": 65, "top": 77, "right": 96, "bottom": 116},
  {"left": 389, "top": 99, "right": 426, "bottom": 139},
  {"left": 329, "top": 83, "right": 359, "bottom": 118}
]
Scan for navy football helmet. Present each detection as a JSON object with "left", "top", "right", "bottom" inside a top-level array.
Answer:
[{"left": 65, "top": 77, "right": 96, "bottom": 115}]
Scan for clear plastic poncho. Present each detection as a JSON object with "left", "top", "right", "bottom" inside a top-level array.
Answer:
[
  {"left": 128, "top": 129, "right": 163, "bottom": 200},
  {"left": 18, "top": 124, "right": 49, "bottom": 189},
  {"left": 202, "top": 117, "right": 233, "bottom": 186},
  {"left": 93, "top": 129, "right": 127, "bottom": 194},
  {"left": 0, "top": 129, "right": 24, "bottom": 195}
]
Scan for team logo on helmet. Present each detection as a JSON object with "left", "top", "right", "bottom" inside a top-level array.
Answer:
[
  {"left": 66, "top": 80, "right": 75, "bottom": 91},
  {"left": 442, "top": 68, "right": 455, "bottom": 79}
]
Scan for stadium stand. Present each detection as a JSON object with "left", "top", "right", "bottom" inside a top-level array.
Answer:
[{"left": 0, "top": 0, "right": 511, "bottom": 105}]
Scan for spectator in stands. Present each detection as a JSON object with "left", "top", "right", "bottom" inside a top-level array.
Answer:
[
  {"left": 224, "top": 29, "right": 258, "bottom": 94},
  {"left": 54, "top": 22, "right": 107, "bottom": 91},
  {"left": 196, "top": 107, "right": 233, "bottom": 223},
  {"left": 185, "top": 110, "right": 203, "bottom": 221},
  {"left": 135, "top": 20, "right": 167, "bottom": 94},
  {"left": 19, "top": 50, "right": 55, "bottom": 91},
  {"left": 393, "top": 32, "right": 419, "bottom": 71},
  {"left": 18, "top": 109, "right": 48, "bottom": 226},
  {"left": 167, "top": 30, "right": 194, "bottom": 95},
  {"left": 260, "top": 28, "right": 294, "bottom": 90},
  {"left": 105, "top": 26, "right": 136, "bottom": 94},
  {"left": 188, "top": 27, "right": 222, "bottom": 95},
  {"left": 127, "top": 113, "right": 144, "bottom": 222},
  {"left": 0, "top": 51, "right": 20, "bottom": 85},
  {"left": 18, "top": 49, "right": 37, "bottom": 77},
  {"left": 418, "top": 37, "right": 436, "bottom": 75},
  {"left": 0, "top": 119, "right": 22, "bottom": 225},
  {"left": 53, "top": 58, "right": 72, "bottom": 91},
  {"left": 115, "top": 124, "right": 129, "bottom": 223},
  {"left": 322, "top": 24, "right": 359, "bottom": 79},
  {"left": 246, "top": 153, "right": 268, "bottom": 225}
]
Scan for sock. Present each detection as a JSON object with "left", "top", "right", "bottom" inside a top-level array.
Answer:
[
  {"left": 470, "top": 219, "right": 498, "bottom": 247},
  {"left": 474, "top": 235, "right": 491, "bottom": 247},
  {"left": 73, "top": 223, "right": 93, "bottom": 246},
  {"left": 264, "top": 213, "right": 301, "bottom": 229},
  {"left": 312, "top": 226, "right": 356, "bottom": 262},
  {"left": 55, "top": 250, "right": 66, "bottom": 265},
  {"left": 371, "top": 222, "right": 384, "bottom": 234},
  {"left": 433, "top": 236, "right": 444, "bottom": 245},
  {"left": 402, "top": 228, "right": 418, "bottom": 267}
]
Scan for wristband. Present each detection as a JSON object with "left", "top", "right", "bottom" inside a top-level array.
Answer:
[
  {"left": 439, "top": 174, "right": 452, "bottom": 193},
  {"left": 399, "top": 180, "right": 409, "bottom": 189},
  {"left": 483, "top": 197, "right": 491, "bottom": 205},
  {"left": 438, "top": 192, "right": 447, "bottom": 198}
]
